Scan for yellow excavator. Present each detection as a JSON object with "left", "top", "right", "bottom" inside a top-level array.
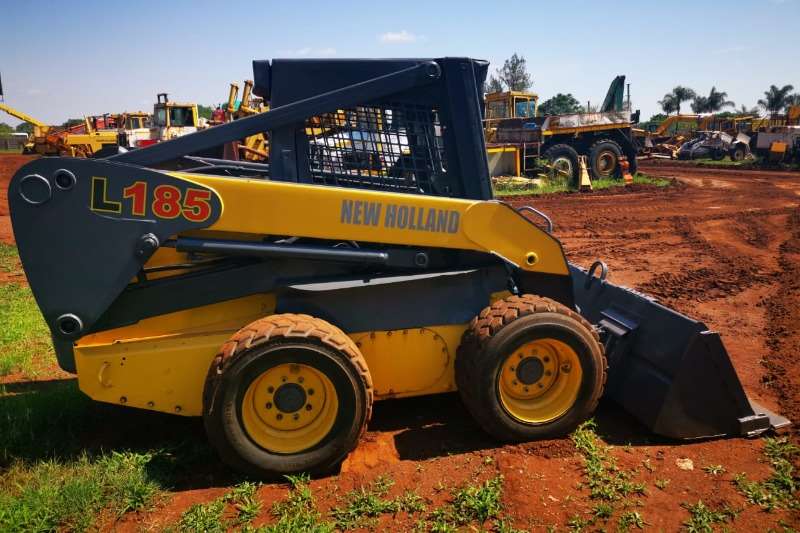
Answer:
[
  {"left": 9, "top": 58, "right": 787, "bottom": 478},
  {"left": 0, "top": 102, "right": 119, "bottom": 157}
]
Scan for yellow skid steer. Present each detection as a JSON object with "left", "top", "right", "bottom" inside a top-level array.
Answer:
[{"left": 9, "top": 58, "right": 787, "bottom": 477}]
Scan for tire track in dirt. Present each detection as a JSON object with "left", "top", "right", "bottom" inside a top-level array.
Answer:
[{"left": 762, "top": 207, "right": 800, "bottom": 433}]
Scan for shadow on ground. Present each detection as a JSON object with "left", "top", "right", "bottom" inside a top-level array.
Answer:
[{"left": 1, "top": 378, "right": 688, "bottom": 490}]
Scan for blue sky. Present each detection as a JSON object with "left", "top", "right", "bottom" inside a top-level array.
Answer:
[{"left": 1, "top": 0, "right": 798, "bottom": 126}]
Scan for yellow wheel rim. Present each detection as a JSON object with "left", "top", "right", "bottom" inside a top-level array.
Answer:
[
  {"left": 241, "top": 363, "right": 338, "bottom": 454},
  {"left": 498, "top": 338, "right": 583, "bottom": 424}
]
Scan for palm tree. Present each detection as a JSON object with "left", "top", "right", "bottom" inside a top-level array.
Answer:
[
  {"left": 738, "top": 104, "right": 759, "bottom": 115},
  {"left": 705, "top": 87, "right": 735, "bottom": 112},
  {"left": 788, "top": 94, "right": 800, "bottom": 107},
  {"left": 669, "top": 86, "right": 696, "bottom": 115},
  {"left": 691, "top": 88, "right": 734, "bottom": 114},
  {"left": 659, "top": 93, "right": 678, "bottom": 114},
  {"left": 691, "top": 96, "right": 709, "bottom": 113},
  {"left": 758, "top": 85, "right": 795, "bottom": 116}
]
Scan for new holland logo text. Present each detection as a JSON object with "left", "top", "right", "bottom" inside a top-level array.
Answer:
[{"left": 340, "top": 200, "right": 460, "bottom": 234}]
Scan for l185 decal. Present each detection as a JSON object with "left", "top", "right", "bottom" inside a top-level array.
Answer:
[{"left": 90, "top": 176, "right": 215, "bottom": 223}]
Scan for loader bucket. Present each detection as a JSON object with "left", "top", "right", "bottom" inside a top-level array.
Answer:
[{"left": 570, "top": 262, "right": 789, "bottom": 440}]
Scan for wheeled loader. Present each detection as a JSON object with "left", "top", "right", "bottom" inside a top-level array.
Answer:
[{"left": 9, "top": 58, "right": 787, "bottom": 478}]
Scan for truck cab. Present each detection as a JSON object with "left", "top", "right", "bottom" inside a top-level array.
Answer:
[{"left": 152, "top": 93, "right": 200, "bottom": 141}]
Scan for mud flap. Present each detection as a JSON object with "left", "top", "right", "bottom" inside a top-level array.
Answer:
[{"left": 570, "top": 262, "right": 790, "bottom": 439}]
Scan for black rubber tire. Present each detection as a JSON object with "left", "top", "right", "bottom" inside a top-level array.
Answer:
[
  {"left": 711, "top": 149, "right": 726, "bottom": 161},
  {"left": 588, "top": 139, "right": 623, "bottom": 180},
  {"left": 730, "top": 145, "right": 746, "bottom": 162},
  {"left": 542, "top": 144, "right": 580, "bottom": 187},
  {"left": 203, "top": 313, "right": 373, "bottom": 479},
  {"left": 455, "top": 295, "right": 606, "bottom": 442}
]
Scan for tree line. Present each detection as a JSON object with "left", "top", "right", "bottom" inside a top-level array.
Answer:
[
  {"left": 487, "top": 53, "right": 799, "bottom": 119},
  {"left": 658, "top": 84, "right": 799, "bottom": 117}
]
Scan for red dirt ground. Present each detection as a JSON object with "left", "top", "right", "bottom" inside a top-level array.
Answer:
[{"left": 1, "top": 155, "right": 798, "bottom": 531}]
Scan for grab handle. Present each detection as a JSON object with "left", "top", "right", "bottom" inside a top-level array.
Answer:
[{"left": 517, "top": 205, "right": 553, "bottom": 233}]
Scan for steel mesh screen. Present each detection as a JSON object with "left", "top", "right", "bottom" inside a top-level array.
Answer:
[{"left": 304, "top": 103, "right": 446, "bottom": 194}]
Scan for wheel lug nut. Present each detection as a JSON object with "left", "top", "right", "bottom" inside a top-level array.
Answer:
[
  {"left": 545, "top": 370, "right": 552, "bottom": 376},
  {"left": 512, "top": 380, "right": 518, "bottom": 385},
  {"left": 308, "top": 389, "right": 315, "bottom": 395},
  {"left": 543, "top": 356, "right": 550, "bottom": 362},
  {"left": 293, "top": 413, "right": 299, "bottom": 420},
  {"left": 306, "top": 404, "right": 312, "bottom": 411},
  {"left": 510, "top": 366, "right": 515, "bottom": 371},
  {"left": 524, "top": 387, "right": 529, "bottom": 392},
  {"left": 538, "top": 383, "right": 544, "bottom": 388},
  {"left": 266, "top": 402, "right": 272, "bottom": 409},
  {"left": 281, "top": 376, "right": 287, "bottom": 382},
  {"left": 298, "top": 376, "right": 304, "bottom": 383},
  {"left": 277, "top": 413, "right": 283, "bottom": 420},
  {"left": 267, "top": 386, "right": 274, "bottom": 393}
]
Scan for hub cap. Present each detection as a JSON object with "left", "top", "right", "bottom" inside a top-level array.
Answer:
[
  {"left": 498, "top": 338, "right": 583, "bottom": 424},
  {"left": 241, "top": 362, "right": 338, "bottom": 453},
  {"left": 596, "top": 151, "right": 617, "bottom": 178}
]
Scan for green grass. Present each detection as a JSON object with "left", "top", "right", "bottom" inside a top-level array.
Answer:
[
  {"left": 422, "top": 476, "right": 508, "bottom": 532},
  {"left": 682, "top": 501, "right": 737, "bottom": 532},
  {"left": 734, "top": 437, "right": 799, "bottom": 511},
  {"left": 330, "top": 475, "right": 426, "bottom": 530},
  {"left": 0, "top": 451, "right": 161, "bottom": 532},
  {"left": 702, "top": 464, "right": 726, "bottom": 476},
  {"left": 570, "top": 421, "right": 646, "bottom": 503},
  {"left": 569, "top": 421, "right": 647, "bottom": 531},
  {"left": 0, "top": 283, "right": 52, "bottom": 377},
  {"left": 177, "top": 481, "right": 264, "bottom": 532},
  {"left": 689, "top": 157, "right": 755, "bottom": 167},
  {"left": 0, "top": 243, "right": 52, "bottom": 378},
  {"left": 179, "top": 498, "right": 227, "bottom": 533},
  {"left": 0, "top": 243, "right": 19, "bottom": 273},
  {"left": 493, "top": 172, "right": 672, "bottom": 197},
  {"left": 264, "top": 474, "right": 334, "bottom": 533}
]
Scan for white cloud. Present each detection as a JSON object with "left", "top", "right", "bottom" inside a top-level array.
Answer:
[
  {"left": 279, "top": 47, "right": 337, "bottom": 57},
  {"left": 379, "top": 30, "right": 419, "bottom": 44}
]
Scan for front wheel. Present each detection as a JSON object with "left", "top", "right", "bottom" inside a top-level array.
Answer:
[
  {"left": 542, "top": 144, "right": 580, "bottom": 188},
  {"left": 455, "top": 295, "right": 606, "bottom": 441},
  {"left": 203, "top": 314, "right": 373, "bottom": 478},
  {"left": 588, "top": 139, "right": 623, "bottom": 180}
]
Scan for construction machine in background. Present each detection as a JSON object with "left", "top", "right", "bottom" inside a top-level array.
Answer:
[
  {"left": 677, "top": 130, "right": 751, "bottom": 161},
  {"left": 9, "top": 58, "right": 787, "bottom": 478},
  {"left": 0, "top": 102, "right": 120, "bottom": 157},
  {"left": 223, "top": 80, "right": 269, "bottom": 161},
  {"left": 485, "top": 76, "right": 639, "bottom": 184}
]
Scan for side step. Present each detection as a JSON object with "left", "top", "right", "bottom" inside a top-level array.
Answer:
[{"left": 570, "top": 262, "right": 789, "bottom": 439}]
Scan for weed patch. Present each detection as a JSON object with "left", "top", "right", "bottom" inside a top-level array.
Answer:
[
  {"left": 682, "top": 500, "right": 737, "bottom": 532},
  {"left": 0, "top": 282, "right": 52, "bottom": 377},
  {"left": 419, "top": 476, "right": 518, "bottom": 532},
  {"left": 331, "top": 475, "right": 426, "bottom": 530},
  {"left": 570, "top": 420, "right": 647, "bottom": 530},
  {"left": 0, "top": 451, "right": 161, "bottom": 532},
  {"left": 266, "top": 474, "right": 334, "bottom": 533},
  {"left": 178, "top": 481, "right": 264, "bottom": 532},
  {"left": 734, "top": 437, "right": 798, "bottom": 511}
]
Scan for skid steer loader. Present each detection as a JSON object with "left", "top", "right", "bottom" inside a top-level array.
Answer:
[{"left": 9, "top": 58, "right": 787, "bottom": 477}]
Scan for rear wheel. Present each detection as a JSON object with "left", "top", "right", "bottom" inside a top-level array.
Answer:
[
  {"left": 203, "top": 313, "right": 372, "bottom": 478},
  {"left": 542, "top": 144, "right": 580, "bottom": 187},
  {"left": 455, "top": 295, "right": 606, "bottom": 441},
  {"left": 730, "top": 145, "right": 746, "bottom": 161},
  {"left": 588, "top": 139, "right": 623, "bottom": 180}
]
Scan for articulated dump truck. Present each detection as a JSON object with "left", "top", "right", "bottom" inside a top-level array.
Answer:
[{"left": 9, "top": 58, "right": 788, "bottom": 478}]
